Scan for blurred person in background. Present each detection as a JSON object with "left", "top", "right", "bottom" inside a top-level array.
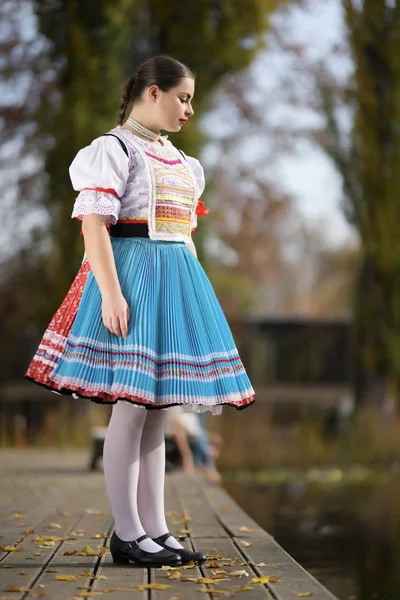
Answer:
[
  {"left": 24, "top": 55, "right": 255, "bottom": 569},
  {"left": 165, "top": 406, "right": 223, "bottom": 485}
]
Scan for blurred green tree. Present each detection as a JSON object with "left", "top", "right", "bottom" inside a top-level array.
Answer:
[{"left": 318, "top": 0, "right": 400, "bottom": 405}]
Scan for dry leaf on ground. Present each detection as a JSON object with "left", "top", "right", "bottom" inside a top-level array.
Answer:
[
  {"left": 1, "top": 545, "right": 23, "bottom": 552},
  {"left": 166, "top": 571, "right": 182, "bottom": 580},
  {"left": 78, "top": 545, "right": 98, "bottom": 556},
  {"left": 33, "top": 535, "right": 64, "bottom": 542},
  {"left": 251, "top": 576, "right": 281, "bottom": 584},
  {"left": 6, "top": 585, "right": 31, "bottom": 592}
]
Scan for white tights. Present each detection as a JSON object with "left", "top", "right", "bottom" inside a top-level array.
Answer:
[{"left": 102, "top": 400, "right": 184, "bottom": 553}]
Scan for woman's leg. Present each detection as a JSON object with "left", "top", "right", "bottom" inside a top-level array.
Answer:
[
  {"left": 102, "top": 401, "right": 166, "bottom": 552},
  {"left": 137, "top": 409, "right": 185, "bottom": 550}
]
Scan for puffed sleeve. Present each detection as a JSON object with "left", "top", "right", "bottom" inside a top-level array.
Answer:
[
  {"left": 184, "top": 155, "right": 208, "bottom": 235},
  {"left": 69, "top": 136, "right": 129, "bottom": 225}
]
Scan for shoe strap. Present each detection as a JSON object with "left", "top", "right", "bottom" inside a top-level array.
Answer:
[
  {"left": 128, "top": 533, "right": 149, "bottom": 549},
  {"left": 136, "top": 533, "right": 150, "bottom": 544},
  {"left": 153, "top": 531, "right": 172, "bottom": 545}
]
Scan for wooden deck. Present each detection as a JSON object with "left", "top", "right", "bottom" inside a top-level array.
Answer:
[{"left": 0, "top": 449, "right": 338, "bottom": 599}]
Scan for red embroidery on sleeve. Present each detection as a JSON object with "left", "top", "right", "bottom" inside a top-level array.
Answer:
[{"left": 82, "top": 187, "right": 118, "bottom": 197}]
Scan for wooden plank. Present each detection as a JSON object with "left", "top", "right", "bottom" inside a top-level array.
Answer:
[
  {"left": 195, "top": 536, "right": 273, "bottom": 599},
  {"left": 236, "top": 544, "right": 339, "bottom": 600},
  {"left": 169, "top": 474, "right": 272, "bottom": 599},
  {"left": 202, "top": 480, "right": 272, "bottom": 539},
  {"left": 169, "top": 472, "right": 228, "bottom": 538},
  {"left": 0, "top": 449, "right": 340, "bottom": 600},
  {"left": 201, "top": 479, "right": 338, "bottom": 600},
  {"left": 89, "top": 528, "right": 147, "bottom": 600},
  {"left": 150, "top": 537, "right": 206, "bottom": 600},
  {"left": 0, "top": 510, "right": 84, "bottom": 598},
  {"left": 21, "top": 512, "right": 113, "bottom": 600}
]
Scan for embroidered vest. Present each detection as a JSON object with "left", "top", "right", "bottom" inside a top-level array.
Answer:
[{"left": 109, "top": 128, "right": 202, "bottom": 243}]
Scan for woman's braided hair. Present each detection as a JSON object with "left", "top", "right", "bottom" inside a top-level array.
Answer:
[{"left": 117, "top": 55, "right": 195, "bottom": 126}]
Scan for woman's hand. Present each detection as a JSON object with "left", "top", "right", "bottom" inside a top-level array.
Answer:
[{"left": 102, "top": 292, "right": 130, "bottom": 338}]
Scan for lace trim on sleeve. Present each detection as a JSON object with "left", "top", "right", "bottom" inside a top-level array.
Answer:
[{"left": 71, "top": 190, "right": 121, "bottom": 225}]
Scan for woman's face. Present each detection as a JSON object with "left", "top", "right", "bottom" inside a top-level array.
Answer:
[{"left": 153, "top": 77, "right": 195, "bottom": 132}]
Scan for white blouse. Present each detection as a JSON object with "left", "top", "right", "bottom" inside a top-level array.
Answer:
[
  {"left": 70, "top": 135, "right": 129, "bottom": 225},
  {"left": 69, "top": 126, "right": 206, "bottom": 242}
]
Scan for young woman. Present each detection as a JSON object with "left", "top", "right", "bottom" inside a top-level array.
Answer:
[{"left": 25, "top": 55, "right": 255, "bottom": 568}]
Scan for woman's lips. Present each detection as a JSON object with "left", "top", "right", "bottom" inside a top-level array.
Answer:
[{"left": 179, "top": 119, "right": 187, "bottom": 125}]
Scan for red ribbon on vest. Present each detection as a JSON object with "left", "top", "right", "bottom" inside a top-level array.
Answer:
[{"left": 195, "top": 200, "right": 209, "bottom": 216}]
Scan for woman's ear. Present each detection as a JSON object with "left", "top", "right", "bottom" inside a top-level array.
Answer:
[{"left": 148, "top": 85, "right": 159, "bottom": 102}]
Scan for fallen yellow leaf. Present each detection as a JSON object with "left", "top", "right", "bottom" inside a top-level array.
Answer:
[
  {"left": 45, "top": 569, "right": 59, "bottom": 573},
  {"left": 78, "top": 545, "right": 98, "bottom": 556},
  {"left": 6, "top": 584, "right": 31, "bottom": 592},
  {"left": 38, "top": 542, "right": 56, "bottom": 547},
  {"left": 239, "top": 540, "right": 252, "bottom": 547},
  {"left": 182, "top": 562, "right": 197, "bottom": 569},
  {"left": 240, "top": 526, "right": 254, "bottom": 533},
  {"left": 33, "top": 535, "right": 64, "bottom": 542},
  {"left": 198, "top": 578, "right": 227, "bottom": 584},
  {"left": 297, "top": 594, "right": 313, "bottom": 597},
  {"left": 173, "top": 517, "right": 192, "bottom": 525},
  {"left": 167, "top": 571, "right": 182, "bottom": 580},
  {"left": 252, "top": 576, "right": 271, "bottom": 584},
  {"left": 55, "top": 574, "right": 78, "bottom": 581},
  {"left": 137, "top": 583, "right": 172, "bottom": 590},
  {"left": 1, "top": 545, "right": 23, "bottom": 552},
  {"left": 230, "top": 570, "right": 249, "bottom": 577}
]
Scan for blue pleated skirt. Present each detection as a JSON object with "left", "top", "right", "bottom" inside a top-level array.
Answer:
[{"left": 26, "top": 238, "right": 255, "bottom": 414}]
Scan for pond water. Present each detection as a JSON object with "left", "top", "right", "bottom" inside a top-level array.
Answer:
[{"left": 224, "top": 467, "right": 400, "bottom": 600}]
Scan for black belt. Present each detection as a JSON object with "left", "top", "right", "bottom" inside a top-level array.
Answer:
[{"left": 109, "top": 222, "right": 149, "bottom": 237}]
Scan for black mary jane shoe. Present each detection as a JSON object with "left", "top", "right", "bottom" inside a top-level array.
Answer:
[
  {"left": 109, "top": 532, "right": 182, "bottom": 568},
  {"left": 152, "top": 531, "right": 207, "bottom": 564}
]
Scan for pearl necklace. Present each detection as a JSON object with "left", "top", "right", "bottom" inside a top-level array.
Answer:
[{"left": 126, "top": 117, "right": 161, "bottom": 142}]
